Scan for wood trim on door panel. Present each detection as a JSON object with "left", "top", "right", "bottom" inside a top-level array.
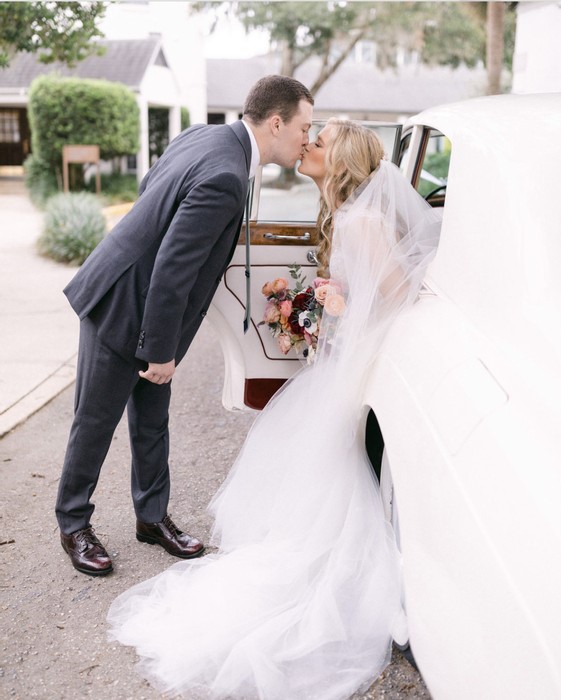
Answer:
[{"left": 238, "top": 222, "right": 319, "bottom": 246}]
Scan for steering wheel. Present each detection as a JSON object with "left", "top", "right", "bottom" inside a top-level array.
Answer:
[{"left": 424, "top": 184, "right": 447, "bottom": 201}]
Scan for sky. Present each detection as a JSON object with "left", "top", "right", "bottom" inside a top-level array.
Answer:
[
  {"left": 100, "top": 2, "right": 271, "bottom": 60},
  {"left": 202, "top": 14, "right": 271, "bottom": 59}
]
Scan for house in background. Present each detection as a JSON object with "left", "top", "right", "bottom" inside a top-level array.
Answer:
[
  {"left": 0, "top": 1, "right": 206, "bottom": 181},
  {"left": 512, "top": 1, "right": 561, "bottom": 93},
  {"left": 207, "top": 54, "right": 486, "bottom": 125},
  {"left": 0, "top": 37, "right": 183, "bottom": 178}
]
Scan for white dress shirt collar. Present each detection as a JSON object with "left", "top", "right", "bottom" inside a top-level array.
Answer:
[{"left": 241, "top": 119, "right": 260, "bottom": 179}]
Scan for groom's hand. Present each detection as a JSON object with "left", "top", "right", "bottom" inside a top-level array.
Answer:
[{"left": 139, "top": 360, "right": 176, "bottom": 384}]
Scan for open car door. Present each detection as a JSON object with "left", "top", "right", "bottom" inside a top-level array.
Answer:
[{"left": 208, "top": 123, "right": 403, "bottom": 411}]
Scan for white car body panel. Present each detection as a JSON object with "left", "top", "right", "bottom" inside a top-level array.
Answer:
[
  {"left": 208, "top": 93, "right": 561, "bottom": 697},
  {"left": 209, "top": 245, "right": 314, "bottom": 410}
]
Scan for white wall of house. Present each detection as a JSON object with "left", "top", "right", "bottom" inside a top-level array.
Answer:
[
  {"left": 512, "top": 1, "right": 561, "bottom": 93},
  {"left": 100, "top": 1, "right": 207, "bottom": 123}
]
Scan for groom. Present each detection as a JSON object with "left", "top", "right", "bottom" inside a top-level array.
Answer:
[{"left": 56, "top": 75, "right": 314, "bottom": 576}]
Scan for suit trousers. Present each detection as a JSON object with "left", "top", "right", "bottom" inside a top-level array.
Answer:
[{"left": 55, "top": 317, "right": 172, "bottom": 535}]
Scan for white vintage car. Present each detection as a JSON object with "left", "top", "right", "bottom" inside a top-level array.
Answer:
[{"left": 208, "top": 93, "right": 561, "bottom": 700}]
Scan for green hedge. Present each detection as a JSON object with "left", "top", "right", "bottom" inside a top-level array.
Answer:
[
  {"left": 28, "top": 75, "right": 139, "bottom": 172},
  {"left": 24, "top": 153, "right": 59, "bottom": 207}
]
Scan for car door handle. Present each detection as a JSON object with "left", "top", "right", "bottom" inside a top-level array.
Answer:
[{"left": 263, "top": 232, "right": 311, "bottom": 241}]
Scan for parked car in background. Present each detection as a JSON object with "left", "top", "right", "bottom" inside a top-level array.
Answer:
[{"left": 208, "top": 93, "right": 561, "bottom": 699}]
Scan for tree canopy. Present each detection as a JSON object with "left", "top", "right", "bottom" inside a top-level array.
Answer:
[
  {"left": 0, "top": 1, "right": 106, "bottom": 69},
  {"left": 195, "top": 1, "right": 516, "bottom": 95}
]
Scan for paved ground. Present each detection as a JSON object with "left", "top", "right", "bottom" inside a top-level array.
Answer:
[
  {"left": 0, "top": 180, "right": 431, "bottom": 699},
  {"left": 0, "top": 186, "right": 78, "bottom": 437},
  {"left": 0, "top": 323, "right": 431, "bottom": 700}
]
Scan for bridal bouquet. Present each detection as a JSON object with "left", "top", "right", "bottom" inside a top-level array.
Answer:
[{"left": 260, "top": 264, "right": 346, "bottom": 362}]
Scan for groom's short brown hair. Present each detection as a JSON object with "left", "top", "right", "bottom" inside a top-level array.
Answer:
[{"left": 243, "top": 75, "right": 314, "bottom": 125}]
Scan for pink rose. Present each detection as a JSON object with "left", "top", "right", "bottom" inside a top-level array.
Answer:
[
  {"left": 277, "top": 333, "right": 292, "bottom": 354},
  {"left": 279, "top": 299, "right": 293, "bottom": 318},
  {"left": 263, "top": 301, "right": 281, "bottom": 324},
  {"left": 272, "top": 278, "right": 289, "bottom": 294},
  {"left": 313, "top": 277, "right": 330, "bottom": 288},
  {"left": 324, "top": 293, "right": 346, "bottom": 317}
]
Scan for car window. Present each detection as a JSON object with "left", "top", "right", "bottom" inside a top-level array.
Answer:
[
  {"left": 399, "top": 128, "right": 450, "bottom": 206},
  {"left": 255, "top": 122, "right": 402, "bottom": 224},
  {"left": 417, "top": 131, "right": 451, "bottom": 199},
  {"left": 256, "top": 163, "right": 319, "bottom": 223}
]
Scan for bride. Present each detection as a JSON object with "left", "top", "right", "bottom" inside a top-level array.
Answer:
[{"left": 107, "top": 119, "right": 441, "bottom": 700}]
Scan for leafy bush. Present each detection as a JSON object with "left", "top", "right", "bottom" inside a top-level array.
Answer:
[
  {"left": 38, "top": 192, "right": 106, "bottom": 265},
  {"left": 149, "top": 107, "right": 169, "bottom": 163},
  {"left": 85, "top": 172, "right": 138, "bottom": 205},
  {"left": 23, "top": 154, "right": 59, "bottom": 207},
  {"left": 28, "top": 75, "right": 139, "bottom": 178},
  {"left": 149, "top": 106, "right": 191, "bottom": 164}
]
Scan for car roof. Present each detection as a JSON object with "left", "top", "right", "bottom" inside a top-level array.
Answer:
[
  {"left": 411, "top": 93, "right": 561, "bottom": 327},
  {"left": 407, "top": 92, "right": 561, "bottom": 142}
]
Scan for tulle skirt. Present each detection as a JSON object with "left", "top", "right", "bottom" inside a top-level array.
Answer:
[{"left": 107, "top": 366, "right": 404, "bottom": 699}]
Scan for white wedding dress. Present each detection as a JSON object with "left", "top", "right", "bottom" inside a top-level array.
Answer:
[{"left": 107, "top": 161, "right": 441, "bottom": 700}]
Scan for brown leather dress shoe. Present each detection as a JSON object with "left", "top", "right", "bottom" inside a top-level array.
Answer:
[
  {"left": 60, "top": 527, "right": 113, "bottom": 576},
  {"left": 136, "top": 514, "right": 205, "bottom": 559}
]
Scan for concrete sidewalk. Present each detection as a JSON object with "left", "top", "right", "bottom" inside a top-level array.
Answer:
[{"left": 0, "top": 180, "right": 78, "bottom": 438}]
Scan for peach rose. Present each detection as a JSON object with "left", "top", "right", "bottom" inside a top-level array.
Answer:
[
  {"left": 277, "top": 333, "right": 292, "bottom": 354},
  {"left": 261, "top": 281, "right": 274, "bottom": 297},
  {"left": 272, "top": 278, "right": 289, "bottom": 294},
  {"left": 314, "top": 285, "right": 330, "bottom": 304},
  {"left": 279, "top": 299, "right": 293, "bottom": 318},
  {"left": 324, "top": 293, "right": 346, "bottom": 317},
  {"left": 263, "top": 301, "right": 281, "bottom": 324}
]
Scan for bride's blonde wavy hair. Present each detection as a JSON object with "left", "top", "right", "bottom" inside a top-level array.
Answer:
[{"left": 316, "top": 119, "right": 385, "bottom": 277}]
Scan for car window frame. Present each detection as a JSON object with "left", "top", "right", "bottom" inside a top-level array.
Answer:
[{"left": 250, "top": 120, "right": 404, "bottom": 225}]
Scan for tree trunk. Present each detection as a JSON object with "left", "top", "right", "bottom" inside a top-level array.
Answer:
[
  {"left": 280, "top": 40, "right": 296, "bottom": 77},
  {"left": 309, "top": 28, "right": 368, "bottom": 95},
  {"left": 486, "top": 1, "right": 505, "bottom": 95}
]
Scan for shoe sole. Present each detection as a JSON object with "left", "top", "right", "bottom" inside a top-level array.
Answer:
[
  {"left": 136, "top": 533, "right": 205, "bottom": 559},
  {"left": 73, "top": 563, "right": 114, "bottom": 576}
]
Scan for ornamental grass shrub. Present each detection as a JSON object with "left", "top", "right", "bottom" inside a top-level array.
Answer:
[{"left": 38, "top": 192, "right": 106, "bottom": 265}]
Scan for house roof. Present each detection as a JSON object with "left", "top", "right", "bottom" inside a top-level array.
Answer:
[
  {"left": 0, "top": 38, "right": 164, "bottom": 91},
  {"left": 207, "top": 55, "right": 487, "bottom": 117}
]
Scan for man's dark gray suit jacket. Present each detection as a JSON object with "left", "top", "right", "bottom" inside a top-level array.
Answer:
[{"left": 64, "top": 121, "right": 251, "bottom": 366}]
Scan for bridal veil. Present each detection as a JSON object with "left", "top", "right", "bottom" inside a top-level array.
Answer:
[{"left": 107, "top": 160, "right": 441, "bottom": 699}]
